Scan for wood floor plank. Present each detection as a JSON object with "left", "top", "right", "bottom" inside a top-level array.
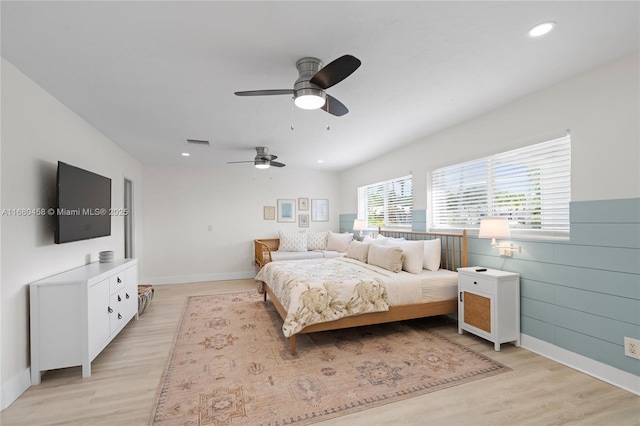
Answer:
[{"left": 2, "top": 279, "right": 638, "bottom": 425}]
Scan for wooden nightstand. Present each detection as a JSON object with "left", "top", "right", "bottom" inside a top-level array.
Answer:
[{"left": 457, "top": 267, "right": 520, "bottom": 351}]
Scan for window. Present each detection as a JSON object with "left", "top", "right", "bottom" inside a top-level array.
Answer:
[
  {"left": 429, "top": 134, "right": 571, "bottom": 236},
  {"left": 358, "top": 175, "right": 413, "bottom": 229}
]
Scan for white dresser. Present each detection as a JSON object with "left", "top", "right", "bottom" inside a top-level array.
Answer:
[
  {"left": 30, "top": 259, "right": 138, "bottom": 384},
  {"left": 457, "top": 266, "right": 520, "bottom": 351}
]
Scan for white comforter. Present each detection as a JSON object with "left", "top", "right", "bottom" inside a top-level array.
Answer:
[{"left": 255, "top": 257, "right": 422, "bottom": 337}]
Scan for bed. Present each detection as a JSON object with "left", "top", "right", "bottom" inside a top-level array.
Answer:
[{"left": 255, "top": 228, "right": 468, "bottom": 355}]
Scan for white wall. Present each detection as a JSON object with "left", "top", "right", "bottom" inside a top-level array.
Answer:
[
  {"left": 340, "top": 52, "right": 640, "bottom": 212},
  {"left": 141, "top": 164, "right": 340, "bottom": 284},
  {"left": 0, "top": 59, "right": 144, "bottom": 408}
]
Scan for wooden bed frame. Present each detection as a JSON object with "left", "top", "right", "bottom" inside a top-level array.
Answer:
[{"left": 260, "top": 228, "right": 468, "bottom": 355}]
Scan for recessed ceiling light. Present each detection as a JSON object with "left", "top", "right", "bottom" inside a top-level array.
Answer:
[
  {"left": 181, "top": 152, "right": 190, "bottom": 157},
  {"left": 317, "top": 159, "right": 324, "bottom": 164},
  {"left": 528, "top": 21, "right": 555, "bottom": 38}
]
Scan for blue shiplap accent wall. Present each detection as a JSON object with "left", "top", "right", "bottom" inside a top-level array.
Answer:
[
  {"left": 468, "top": 198, "right": 640, "bottom": 376},
  {"left": 342, "top": 199, "right": 640, "bottom": 376},
  {"left": 339, "top": 213, "right": 357, "bottom": 233},
  {"left": 339, "top": 211, "right": 427, "bottom": 233}
]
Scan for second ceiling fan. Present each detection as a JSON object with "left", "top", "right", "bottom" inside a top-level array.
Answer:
[
  {"left": 227, "top": 147, "right": 285, "bottom": 169},
  {"left": 234, "top": 54, "right": 361, "bottom": 117}
]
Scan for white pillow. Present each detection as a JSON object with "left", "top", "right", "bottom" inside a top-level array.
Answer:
[
  {"left": 388, "top": 236, "right": 406, "bottom": 242},
  {"left": 367, "top": 244, "right": 403, "bottom": 273},
  {"left": 423, "top": 239, "right": 442, "bottom": 271},
  {"left": 346, "top": 240, "right": 370, "bottom": 263},
  {"left": 363, "top": 235, "right": 387, "bottom": 245},
  {"left": 307, "top": 231, "right": 328, "bottom": 250},
  {"left": 278, "top": 231, "right": 307, "bottom": 252},
  {"left": 325, "top": 231, "right": 353, "bottom": 253},
  {"left": 387, "top": 240, "right": 424, "bottom": 274}
]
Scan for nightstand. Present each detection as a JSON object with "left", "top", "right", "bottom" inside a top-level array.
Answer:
[{"left": 457, "top": 267, "right": 520, "bottom": 351}]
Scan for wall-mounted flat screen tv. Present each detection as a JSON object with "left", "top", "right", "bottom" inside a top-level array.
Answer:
[{"left": 55, "top": 161, "right": 112, "bottom": 244}]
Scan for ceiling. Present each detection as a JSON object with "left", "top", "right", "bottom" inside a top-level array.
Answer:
[{"left": 2, "top": 1, "right": 638, "bottom": 172}]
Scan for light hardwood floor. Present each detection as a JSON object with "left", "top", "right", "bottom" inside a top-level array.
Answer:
[{"left": 2, "top": 280, "right": 639, "bottom": 425}]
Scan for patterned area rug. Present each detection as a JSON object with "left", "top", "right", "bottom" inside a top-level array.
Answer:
[{"left": 150, "top": 291, "right": 510, "bottom": 425}]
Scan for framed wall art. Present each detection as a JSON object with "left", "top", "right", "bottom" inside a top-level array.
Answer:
[
  {"left": 299, "top": 214, "right": 309, "bottom": 227},
  {"left": 263, "top": 206, "right": 275, "bottom": 220},
  {"left": 277, "top": 199, "right": 296, "bottom": 222},
  {"left": 298, "top": 197, "right": 309, "bottom": 211},
  {"left": 311, "top": 199, "right": 329, "bottom": 222}
]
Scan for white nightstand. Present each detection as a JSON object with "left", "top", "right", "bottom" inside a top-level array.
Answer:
[{"left": 457, "top": 267, "right": 520, "bottom": 351}]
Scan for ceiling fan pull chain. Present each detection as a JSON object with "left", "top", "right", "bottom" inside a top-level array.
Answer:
[
  {"left": 290, "top": 97, "right": 295, "bottom": 131},
  {"left": 326, "top": 101, "right": 330, "bottom": 131}
]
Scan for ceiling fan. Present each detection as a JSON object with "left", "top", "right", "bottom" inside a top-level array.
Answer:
[
  {"left": 227, "top": 147, "right": 285, "bottom": 169},
  {"left": 234, "top": 54, "right": 361, "bottom": 117}
]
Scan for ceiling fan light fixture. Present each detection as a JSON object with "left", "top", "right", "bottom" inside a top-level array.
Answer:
[
  {"left": 294, "top": 88, "right": 326, "bottom": 110},
  {"left": 254, "top": 159, "right": 270, "bottom": 169}
]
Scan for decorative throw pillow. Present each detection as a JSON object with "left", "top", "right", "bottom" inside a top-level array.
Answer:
[
  {"left": 346, "top": 240, "right": 370, "bottom": 263},
  {"left": 307, "top": 231, "right": 328, "bottom": 251},
  {"left": 423, "top": 238, "right": 442, "bottom": 271},
  {"left": 367, "top": 244, "right": 403, "bottom": 273},
  {"left": 325, "top": 231, "right": 353, "bottom": 253},
  {"left": 278, "top": 231, "right": 307, "bottom": 252},
  {"left": 386, "top": 240, "right": 424, "bottom": 274}
]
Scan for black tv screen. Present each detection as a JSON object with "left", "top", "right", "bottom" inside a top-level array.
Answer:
[{"left": 55, "top": 162, "right": 112, "bottom": 244}]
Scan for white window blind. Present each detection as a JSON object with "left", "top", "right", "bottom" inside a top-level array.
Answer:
[
  {"left": 430, "top": 134, "right": 571, "bottom": 235},
  {"left": 358, "top": 175, "right": 413, "bottom": 229}
]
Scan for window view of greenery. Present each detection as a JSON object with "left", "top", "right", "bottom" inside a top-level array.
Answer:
[
  {"left": 430, "top": 135, "right": 570, "bottom": 234},
  {"left": 358, "top": 176, "right": 413, "bottom": 229}
]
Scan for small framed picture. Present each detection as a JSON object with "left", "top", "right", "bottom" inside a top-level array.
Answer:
[
  {"left": 277, "top": 199, "right": 296, "bottom": 223},
  {"left": 311, "top": 199, "right": 329, "bottom": 222},
  {"left": 298, "top": 197, "right": 309, "bottom": 211},
  {"left": 263, "top": 206, "right": 275, "bottom": 220},
  {"left": 299, "top": 214, "right": 309, "bottom": 227}
]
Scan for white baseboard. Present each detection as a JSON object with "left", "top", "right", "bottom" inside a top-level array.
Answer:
[
  {"left": 1, "top": 367, "right": 31, "bottom": 410},
  {"left": 521, "top": 334, "right": 640, "bottom": 396},
  {"left": 142, "top": 270, "right": 256, "bottom": 285}
]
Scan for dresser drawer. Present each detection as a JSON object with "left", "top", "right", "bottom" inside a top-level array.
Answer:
[
  {"left": 109, "top": 291, "right": 127, "bottom": 333},
  {"left": 109, "top": 273, "right": 125, "bottom": 294},
  {"left": 459, "top": 273, "right": 496, "bottom": 295}
]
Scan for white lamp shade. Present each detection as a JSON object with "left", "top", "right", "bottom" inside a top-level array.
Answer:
[
  {"left": 353, "top": 219, "right": 367, "bottom": 231},
  {"left": 479, "top": 217, "right": 511, "bottom": 239}
]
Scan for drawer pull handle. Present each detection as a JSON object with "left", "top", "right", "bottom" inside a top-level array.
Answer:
[
  {"left": 117, "top": 295, "right": 121, "bottom": 302},
  {"left": 108, "top": 306, "right": 113, "bottom": 313},
  {"left": 125, "top": 293, "right": 130, "bottom": 299},
  {"left": 459, "top": 291, "right": 463, "bottom": 302},
  {"left": 117, "top": 277, "right": 122, "bottom": 284},
  {"left": 118, "top": 313, "right": 122, "bottom": 320},
  {"left": 474, "top": 281, "right": 478, "bottom": 285}
]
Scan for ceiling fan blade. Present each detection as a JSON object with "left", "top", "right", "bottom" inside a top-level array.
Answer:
[
  {"left": 234, "top": 89, "right": 294, "bottom": 96},
  {"left": 259, "top": 154, "right": 278, "bottom": 161},
  {"left": 322, "top": 94, "right": 349, "bottom": 117},
  {"left": 310, "top": 55, "right": 361, "bottom": 89},
  {"left": 270, "top": 161, "right": 286, "bottom": 167}
]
